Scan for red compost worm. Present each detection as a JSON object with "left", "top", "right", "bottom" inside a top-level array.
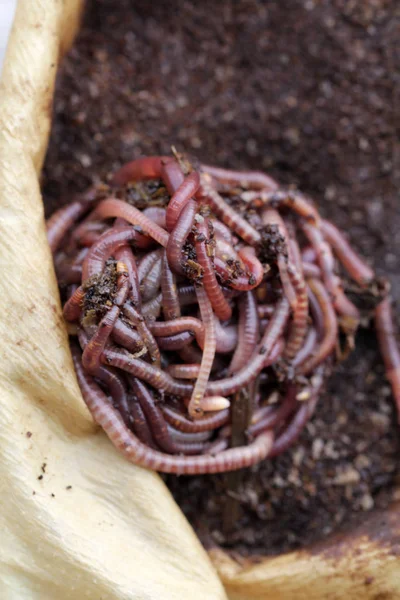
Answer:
[{"left": 48, "top": 152, "right": 399, "bottom": 475}]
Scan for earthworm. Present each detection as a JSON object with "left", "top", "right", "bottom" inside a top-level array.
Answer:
[
  {"left": 198, "top": 174, "right": 261, "bottom": 245},
  {"left": 165, "top": 171, "right": 200, "bottom": 231},
  {"left": 167, "top": 364, "right": 201, "bottom": 379},
  {"left": 284, "top": 266, "right": 309, "bottom": 360},
  {"left": 131, "top": 378, "right": 186, "bottom": 454},
  {"left": 228, "top": 291, "right": 259, "bottom": 373},
  {"left": 375, "top": 297, "right": 400, "bottom": 421},
  {"left": 195, "top": 219, "right": 232, "bottom": 321},
  {"left": 248, "top": 385, "right": 297, "bottom": 437},
  {"left": 82, "top": 226, "right": 142, "bottom": 281},
  {"left": 141, "top": 254, "right": 163, "bottom": 302},
  {"left": 166, "top": 199, "right": 197, "bottom": 275},
  {"left": 261, "top": 208, "right": 296, "bottom": 307},
  {"left": 303, "top": 262, "right": 322, "bottom": 279},
  {"left": 187, "top": 286, "right": 217, "bottom": 417},
  {"left": 93, "top": 364, "right": 131, "bottom": 426},
  {"left": 211, "top": 219, "right": 233, "bottom": 244},
  {"left": 157, "top": 331, "right": 194, "bottom": 350},
  {"left": 302, "top": 222, "right": 336, "bottom": 297},
  {"left": 214, "top": 319, "right": 238, "bottom": 354},
  {"left": 142, "top": 294, "right": 162, "bottom": 319},
  {"left": 269, "top": 372, "right": 323, "bottom": 457},
  {"left": 77, "top": 328, "right": 131, "bottom": 426},
  {"left": 138, "top": 249, "right": 163, "bottom": 282},
  {"left": 129, "top": 398, "right": 158, "bottom": 449},
  {"left": 214, "top": 253, "right": 264, "bottom": 292},
  {"left": 307, "top": 284, "right": 325, "bottom": 340},
  {"left": 114, "top": 245, "right": 141, "bottom": 308},
  {"left": 52, "top": 153, "right": 399, "bottom": 477},
  {"left": 293, "top": 327, "right": 318, "bottom": 367},
  {"left": 161, "top": 251, "right": 181, "bottom": 319},
  {"left": 207, "top": 338, "right": 284, "bottom": 397},
  {"left": 73, "top": 346, "right": 274, "bottom": 474},
  {"left": 201, "top": 164, "right": 278, "bottom": 191},
  {"left": 111, "top": 156, "right": 168, "bottom": 185},
  {"left": 112, "top": 320, "right": 144, "bottom": 353},
  {"left": 321, "top": 219, "right": 374, "bottom": 286},
  {"left": 103, "top": 347, "right": 192, "bottom": 396},
  {"left": 160, "top": 157, "right": 185, "bottom": 195},
  {"left": 177, "top": 284, "right": 198, "bottom": 306},
  {"left": 161, "top": 405, "right": 230, "bottom": 433},
  {"left": 123, "top": 304, "right": 160, "bottom": 366},
  {"left": 166, "top": 425, "right": 212, "bottom": 443},
  {"left": 149, "top": 316, "right": 204, "bottom": 346},
  {"left": 237, "top": 247, "right": 265, "bottom": 290},
  {"left": 90, "top": 198, "right": 169, "bottom": 247},
  {"left": 142, "top": 207, "right": 167, "bottom": 229},
  {"left": 82, "top": 262, "right": 130, "bottom": 373},
  {"left": 241, "top": 189, "right": 320, "bottom": 225},
  {"left": 63, "top": 285, "right": 85, "bottom": 322},
  {"left": 47, "top": 201, "right": 88, "bottom": 253},
  {"left": 72, "top": 221, "right": 108, "bottom": 248},
  {"left": 300, "top": 279, "right": 338, "bottom": 375}
]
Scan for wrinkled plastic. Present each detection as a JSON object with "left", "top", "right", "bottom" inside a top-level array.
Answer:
[{"left": 0, "top": 2, "right": 226, "bottom": 598}]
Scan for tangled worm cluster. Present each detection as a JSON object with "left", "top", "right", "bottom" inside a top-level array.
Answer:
[{"left": 47, "top": 153, "right": 400, "bottom": 475}]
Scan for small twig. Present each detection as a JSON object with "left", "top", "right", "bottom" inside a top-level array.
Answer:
[{"left": 222, "top": 387, "right": 252, "bottom": 535}]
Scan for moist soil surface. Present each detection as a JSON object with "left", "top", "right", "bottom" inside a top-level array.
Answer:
[{"left": 42, "top": 0, "right": 400, "bottom": 556}]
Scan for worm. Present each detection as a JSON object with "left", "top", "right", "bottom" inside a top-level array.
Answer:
[
  {"left": 123, "top": 304, "right": 160, "bottom": 366},
  {"left": 269, "top": 372, "right": 323, "bottom": 457},
  {"left": 160, "top": 157, "right": 186, "bottom": 195},
  {"left": 47, "top": 201, "right": 89, "bottom": 253},
  {"left": 165, "top": 171, "right": 200, "bottom": 231},
  {"left": 300, "top": 279, "right": 338, "bottom": 375},
  {"left": 284, "top": 266, "right": 309, "bottom": 361},
  {"left": 114, "top": 245, "right": 141, "bottom": 308},
  {"left": 248, "top": 385, "right": 297, "bottom": 437},
  {"left": 375, "top": 297, "right": 400, "bottom": 422},
  {"left": 166, "top": 199, "right": 197, "bottom": 276},
  {"left": 167, "top": 364, "right": 201, "bottom": 379},
  {"left": 321, "top": 219, "right": 375, "bottom": 286},
  {"left": 111, "top": 156, "right": 169, "bottom": 185},
  {"left": 51, "top": 153, "right": 399, "bottom": 477},
  {"left": 228, "top": 291, "right": 260, "bottom": 373},
  {"left": 161, "top": 405, "right": 230, "bottom": 433},
  {"left": 157, "top": 331, "right": 194, "bottom": 350},
  {"left": 198, "top": 173, "right": 261, "bottom": 245},
  {"left": 90, "top": 198, "right": 169, "bottom": 247},
  {"left": 161, "top": 251, "right": 181, "bottom": 319},
  {"left": 141, "top": 254, "right": 163, "bottom": 302},
  {"left": 195, "top": 219, "right": 232, "bottom": 321},
  {"left": 201, "top": 164, "right": 278, "bottom": 192},
  {"left": 82, "top": 226, "right": 142, "bottom": 281},
  {"left": 112, "top": 319, "right": 144, "bottom": 353},
  {"left": 73, "top": 346, "right": 274, "bottom": 474},
  {"left": 187, "top": 286, "right": 217, "bottom": 418},
  {"left": 142, "top": 207, "right": 167, "bottom": 229}
]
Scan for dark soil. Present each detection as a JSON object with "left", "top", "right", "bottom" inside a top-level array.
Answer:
[{"left": 42, "top": 0, "right": 400, "bottom": 556}]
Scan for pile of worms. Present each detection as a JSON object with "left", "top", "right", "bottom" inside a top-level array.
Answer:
[{"left": 47, "top": 152, "right": 400, "bottom": 475}]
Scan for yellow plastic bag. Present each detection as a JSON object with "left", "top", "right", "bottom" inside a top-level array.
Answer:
[{"left": 0, "top": 2, "right": 226, "bottom": 598}]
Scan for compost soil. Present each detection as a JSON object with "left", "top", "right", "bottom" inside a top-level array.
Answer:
[{"left": 42, "top": 0, "right": 400, "bottom": 556}]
